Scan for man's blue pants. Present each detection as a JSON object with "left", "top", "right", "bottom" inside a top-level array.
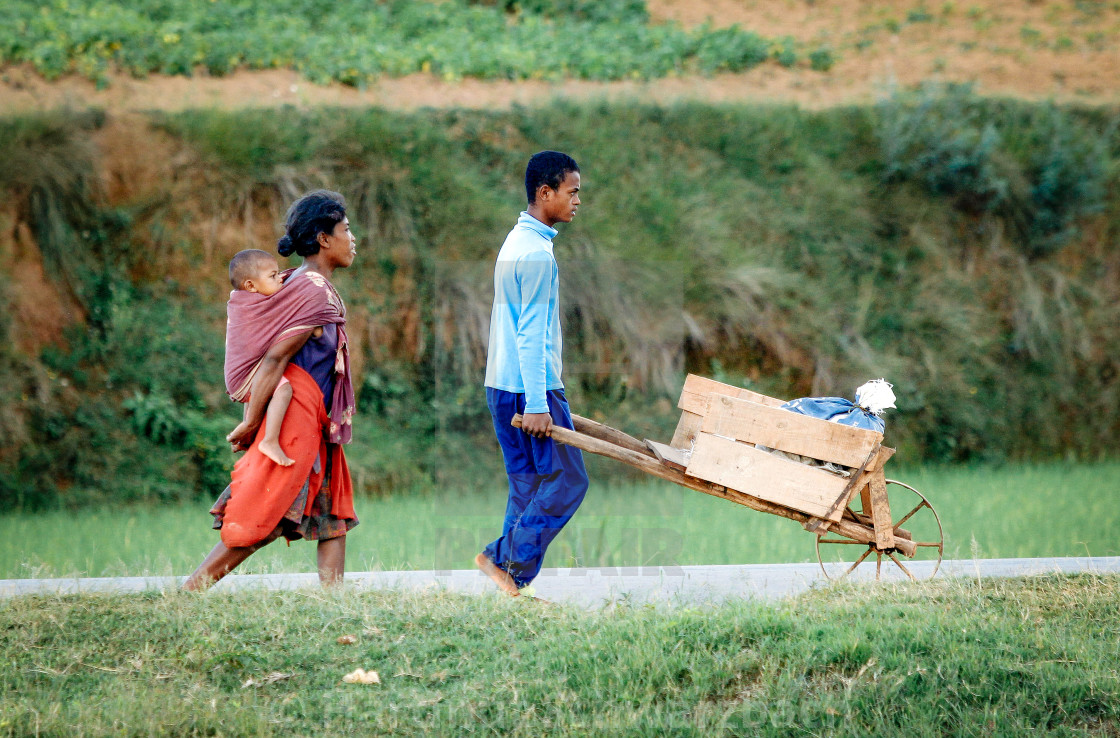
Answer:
[{"left": 483, "top": 387, "right": 589, "bottom": 588}]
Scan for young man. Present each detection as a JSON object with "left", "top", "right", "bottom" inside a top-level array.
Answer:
[{"left": 476, "top": 151, "right": 590, "bottom": 597}]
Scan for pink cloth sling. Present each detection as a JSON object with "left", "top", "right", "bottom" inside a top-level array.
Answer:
[{"left": 223, "top": 268, "right": 355, "bottom": 444}]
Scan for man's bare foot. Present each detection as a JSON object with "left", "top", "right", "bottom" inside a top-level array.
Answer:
[
  {"left": 258, "top": 439, "right": 295, "bottom": 466},
  {"left": 475, "top": 553, "right": 520, "bottom": 597}
]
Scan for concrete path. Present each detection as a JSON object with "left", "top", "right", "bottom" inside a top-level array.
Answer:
[{"left": 4, "top": 557, "right": 1119, "bottom": 608}]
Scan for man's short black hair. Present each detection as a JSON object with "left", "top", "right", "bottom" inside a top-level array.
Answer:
[{"left": 525, "top": 151, "right": 579, "bottom": 204}]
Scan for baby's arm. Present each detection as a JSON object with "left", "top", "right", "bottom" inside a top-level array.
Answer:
[{"left": 227, "top": 329, "right": 315, "bottom": 451}]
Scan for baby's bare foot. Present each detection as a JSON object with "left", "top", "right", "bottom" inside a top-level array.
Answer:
[{"left": 259, "top": 439, "right": 295, "bottom": 466}]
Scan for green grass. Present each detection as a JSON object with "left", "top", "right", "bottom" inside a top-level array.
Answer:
[
  {"left": 2, "top": 575, "right": 1118, "bottom": 735},
  {"left": 3, "top": 462, "right": 1117, "bottom": 580}
]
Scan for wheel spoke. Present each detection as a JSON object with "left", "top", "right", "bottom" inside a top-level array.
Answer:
[
  {"left": 888, "top": 553, "right": 916, "bottom": 581},
  {"left": 875, "top": 553, "right": 882, "bottom": 580},
  {"left": 915, "top": 541, "right": 943, "bottom": 548},
  {"left": 842, "top": 547, "right": 874, "bottom": 577},
  {"left": 894, "top": 500, "right": 928, "bottom": 529}
]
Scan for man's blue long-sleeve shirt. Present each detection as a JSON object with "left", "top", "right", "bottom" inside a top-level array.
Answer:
[{"left": 484, "top": 212, "right": 564, "bottom": 414}]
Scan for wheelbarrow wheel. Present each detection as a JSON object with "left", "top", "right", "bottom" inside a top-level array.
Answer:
[{"left": 815, "top": 478, "right": 944, "bottom": 581}]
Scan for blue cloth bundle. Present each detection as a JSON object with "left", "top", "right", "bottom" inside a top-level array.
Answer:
[{"left": 780, "top": 396, "right": 886, "bottom": 433}]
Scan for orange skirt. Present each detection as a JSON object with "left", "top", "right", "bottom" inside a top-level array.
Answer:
[{"left": 212, "top": 363, "right": 357, "bottom": 548}]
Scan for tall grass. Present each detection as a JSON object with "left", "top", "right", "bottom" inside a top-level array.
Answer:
[
  {"left": 2, "top": 575, "right": 1118, "bottom": 735},
  {"left": 143, "top": 98, "right": 1120, "bottom": 470},
  {"left": 2, "top": 462, "right": 1116, "bottom": 580}
]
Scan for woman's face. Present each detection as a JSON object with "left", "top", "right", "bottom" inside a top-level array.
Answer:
[{"left": 322, "top": 218, "right": 357, "bottom": 268}]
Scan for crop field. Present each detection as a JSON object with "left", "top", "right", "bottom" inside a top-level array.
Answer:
[
  {"left": 0, "top": 0, "right": 831, "bottom": 88},
  {"left": 3, "top": 462, "right": 1116, "bottom": 581}
]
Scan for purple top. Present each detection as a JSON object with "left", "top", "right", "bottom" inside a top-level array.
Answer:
[{"left": 291, "top": 323, "right": 338, "bottom": 411}]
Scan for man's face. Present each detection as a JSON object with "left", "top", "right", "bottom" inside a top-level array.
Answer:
[{"left": 541, "top": 170, "right": 581, "bottom": 225}]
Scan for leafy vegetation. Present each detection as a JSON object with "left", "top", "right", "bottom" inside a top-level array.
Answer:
[
  {"left": 0, "top": 0, "right": 829, "bottom": 86},
  {"left": 2, "top": 575, "right": 1119, "bottom": 735},
  {"left": 1, "top": 91, "right": 1118, "bottom": 509}
]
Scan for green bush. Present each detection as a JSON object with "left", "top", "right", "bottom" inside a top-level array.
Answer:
[
  {"left": 907, "top": 7, "right": 936, "bottom": 23},
  {"left": 695, "top": 26, "right": 772, "bottom": 74},
  {"left": 157, "top": 102, "right": 1119, "bottom": 467},
  {"left": 876, "top": 83, "right": 1009, "bottom": 214},
  {"left": 875, "top": 84, "right": 1112, "bottom": 259},
  {"left": 808, "top": 46, "right": 835, "bottom": 71},
  {"left": 774, "top": 38, "right": 798, "bottom": 68},
  {"left": 124, "top": 390, "right": 232, "bottom": 494},
  {"left": 0, "top": 111, "right": 235, "bottom": 508},
  {"left": 1016, "top": 107, "right": 1110, "bottom": 257},
  {"left": 11, "top": 281, "right": 235, "bottom": 510}
]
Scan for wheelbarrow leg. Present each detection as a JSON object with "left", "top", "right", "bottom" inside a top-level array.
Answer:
[{"left": 867, "top": 471, "right": 894, "bottom": 551}]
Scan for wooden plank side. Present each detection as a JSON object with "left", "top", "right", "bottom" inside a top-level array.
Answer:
[
  {"left": 677, "top": 374, "right": 784, "bottom": 415},
  {"left": 684, "top": 433, "right": 851, "bottom": 522},
  {"left": 867, "top": 470, "right": 894, "bottom": 550},
  {"left": 669, "top": 411, "right": 703, "bottom": 450},
  {"left": 701, "top": 394, "right": 883, "bottom": 468},
  {"left": 645, "top": 440, "right": 690, "bottom": 471}
]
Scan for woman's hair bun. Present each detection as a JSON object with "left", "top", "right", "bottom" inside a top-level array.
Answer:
[{"left": 279, "top": 190, "right": 346, "bottom": 258}]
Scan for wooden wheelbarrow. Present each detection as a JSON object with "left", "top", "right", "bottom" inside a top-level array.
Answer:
[{"left": 514, "top": 374, "right": 943, "bottom": 580}]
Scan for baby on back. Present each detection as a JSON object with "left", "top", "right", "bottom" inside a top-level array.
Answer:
[{"left": 227, "top": 249, "right": 296, "bottom": 466}]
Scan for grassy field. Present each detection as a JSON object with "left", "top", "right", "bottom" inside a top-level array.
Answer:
[
  {"left": 3, "top": 462, "right": 1117, "bottom": 581},
  {"left": 2, "top": 574, "right": 1118, "bottom": 735}
]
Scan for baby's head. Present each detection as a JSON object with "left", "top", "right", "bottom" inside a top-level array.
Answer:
[{"left": 229, "top": 249, "right": 284, "bottom": 296}]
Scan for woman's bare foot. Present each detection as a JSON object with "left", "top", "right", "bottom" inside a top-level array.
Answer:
[
  {"left": 475, "top": 553, "right": 520, "bottom": 597},
  {"left": 258, "top": 439, "right": 295, "bottom": 466}
]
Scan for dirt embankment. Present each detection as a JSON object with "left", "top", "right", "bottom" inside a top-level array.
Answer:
[{"left": 1, "top": 0, "right": 1118, "bottom": 114}]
